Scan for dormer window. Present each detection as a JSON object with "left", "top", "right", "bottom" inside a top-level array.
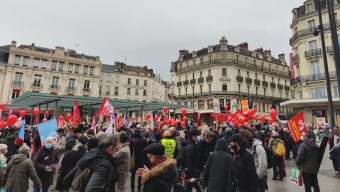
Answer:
[{"left": 305, "top": 3, "right": 315, "bottom": 14}]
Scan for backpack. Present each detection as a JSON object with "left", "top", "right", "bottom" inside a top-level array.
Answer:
[
  {"left": 69, "top": 166, "right": 92, "bottom": 192},
  {"left": 273, "top": 142, "right": 286, "bottom": 157}
]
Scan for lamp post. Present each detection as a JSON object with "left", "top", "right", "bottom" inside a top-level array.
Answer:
[{"left": 315, "top": 0, "right": 335, "bottom": 129}]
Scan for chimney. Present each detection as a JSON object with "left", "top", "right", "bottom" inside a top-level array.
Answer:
[
  {"left": 179, "top": 49, "right": 189, "bottom": 56},
  {"left": 192, "top": 51, "right": 197, "bottom": 58},
  {"left": 220, "top": 36, "right": 228, "bottom": 51},
  {"left": 278, "top": 53, "right": 286, "bottom": 65},
  {"left": 264, "top": 49, "right": 272, "bottom": 57},
  {"left": 237, "top": 42, "right": 248, "bottom": 49},
  {"left": 10, "top": 40, "right": 17, "bottom": 48},
  {"left": 254, "top": 47, "right": 264, "bottom": 54},
  {"left": 208, "top": 45, "right": 213, "bottom": 53}
]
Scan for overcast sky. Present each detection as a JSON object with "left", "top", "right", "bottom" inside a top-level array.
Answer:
[{"left": 0, "top": 0, "right": 304, "bottom": 80}]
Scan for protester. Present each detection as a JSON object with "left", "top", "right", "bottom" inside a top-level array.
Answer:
[
  {"left": 329, "top": 126, "right": 340, "bottom": 174},
  {"left": 24, "top": 128, "right": 31, "bottom": 148},
  {"left": 87, "top": 137, "right": 99, "bottom": 151},
  {"left": 14, "top": 137, "right": 24, "bottom": 154},
  {"left": 4, "top": 129, "right": 16, "bottom": 160},
  {"left": 160, "top": 130, "right": 177, "bottom": 158},
  {"left": 136, "top": 143, "right": 177, "bottom": 192},
  {"left": 229, "top": 133, "right": 258, "bottom": 192},
  {"left": 197, "top": 130, "right": 216, "bottom": 172},
  {"left": 251, "top": 136, "right": 268, "bottom": 192},
  {"left": 55, "top": 128, "right": 67, "bottom": 155},
  {"left": 296, "top": 131, "right": 320, "bottom": 192},
  {"left": 33, "top": 137, "right": 59, "bottom": 192},
  {"left": 283, "top": 128, "right": 294, "bottom": 160},
  {"left": 268, "top": 131, "right": 286, "bottom": 181},
  {"left": 4, "top": 144, "right": 41, "bottom": 192},
  {"left": 0, "top": 144, "right": 7, "bottom": 169},
  {"left": 203, "top": 138, "right": 233, "bottom": 192},
  {"left": 114, "top": 131, "right": 131, "bottom": 192}
]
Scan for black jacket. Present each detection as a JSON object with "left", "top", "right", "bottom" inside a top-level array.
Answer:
[
  {"left": 181, "top": 140, "right": 200, "bottom": 177},
  {"left": 130, "top": 137, "right": 148, "bottom": 169},
  {"left": 33, "top": 147, "right": 59, "bottom": 187},
  {"left": 234, "top": 148, "right": 258, "bottom": 192},
  {"left": 63, "top": 148, "right": 119, "bottom": 192},
  {"left": 204, "top": 138, "right": 233, "bottom": 192},
  {"left": 142, "top": 158, "right": 177, "bottom": 192},
  {"left": 197, "top": 138, "right": 216, "bottom": 171}
]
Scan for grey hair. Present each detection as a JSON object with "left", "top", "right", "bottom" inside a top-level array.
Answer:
[{"left": 98, "top": 134, "right": 119, "bottom": 149}]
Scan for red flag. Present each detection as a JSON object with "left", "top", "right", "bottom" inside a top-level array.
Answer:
[
  {"left": 72, "top": 99, "right": 81, "bottom": 126},
  {"left": 58, "top": 114, "right": 65, "bottom": 128},
  {"left": 233, "top": 110, "right": 249, "bottom": 124},
  {"left": 287, "top": 112, "right": 306, "bottom": 143},
  {"left": 98, "top": 97, "right": 113, "bottom": 116},
  {"left": 91, "top": 114, "right": 97, "bottom": 133}
]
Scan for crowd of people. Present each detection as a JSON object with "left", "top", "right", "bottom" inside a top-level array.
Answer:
[{"left": 0, "top": 117, "right": 338, "bottom": 192}]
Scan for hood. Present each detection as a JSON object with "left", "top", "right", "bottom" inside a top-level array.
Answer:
[
  {"left": 214, "top": 138, "right": 228, "bottom": 151},
  {"left": 305, "top": 139, "right": 318, "bottom": 149},
  {"left": 252, "top": 139, "right": 262, "bottom": 147},
  {"left": 142, "top": 157, "right": 176, "bottom": 184},
  {"left": 12, "top": 154, "right": 28, "bottom": 164},
  {"left": 77, "top": 148, "right": 114, "bottom": 169}
]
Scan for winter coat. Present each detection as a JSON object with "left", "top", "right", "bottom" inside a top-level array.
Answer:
[
  {"left": 55, "top": 143, "right": 86, "bottom": 190},
  {"left": 268, "top": 137, "right": 285, "bottom": 157},
  {"left": 250, "top": 139, "right": 267, "bottom": 179},
  {"left": 4, "top": 134, "right": 16, "bottom": 159},
  {"left": 182, "top": 140, "right": 200, "bottom": 177},
  {"left": 142, "top": 158, "right": 177, "bottom": 192},
  {"left": 203, "top": 138, "right": 233, "bottom": 192},
  {"left": 55, "top": 135, "right": 66, "bottom": 155},
  {"left": 114, "top": 143, "right": 130, "bottom": 192},
  {"left": 296, "top": 139, "right": 319, "bottom": 174},
  {"left": 234, "top": 148, "right": 258, "bottom": 192},
  {"left": 130, "top": 137, "right": 147, "bottom": 169},
  {"left": 33, "top": 147, "right": 58, "bottom": 187},
  {"left": 63, "top": 148, "right": 119, "bottom": 192},
  {"left": 0, "top": 153, "right": 7, "bottom": 169},
  {"left": 4, "top": 154, "right": 41, "bottom": 192},
  {"left": 197, "top": 138, "right": 216, "bottom": 171}
]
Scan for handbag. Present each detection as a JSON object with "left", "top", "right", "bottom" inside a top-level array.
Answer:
[
  {"left": 130, "top": 140, "right": 136, "bottom": 170},
  {"left": 290, "top": 168, "right": 302, "bottom": 186}
]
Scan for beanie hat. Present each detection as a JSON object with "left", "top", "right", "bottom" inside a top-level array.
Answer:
[
  {"left": 19, "top": 143, "right": 30, "bottom": 155},
  {"left": 144, "top": 143, "right": 165, "bottom": 156},
  {"left": 228, "top": 133, "right": 243, "bottom": 143},
  {"left": 15, "top": 137, "right": 24, "bottom": 145},
  {"left": 78, "top": 135, "right": 88, "bottom": 145}
]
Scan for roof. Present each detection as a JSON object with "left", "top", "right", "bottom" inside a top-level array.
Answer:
[
  {"left": 10, "top": 92, "right": 182, "bottom": 111},
  {"left": 101, "top": 64, "right": 121, "bottom": 73},
  {"left": 0, "top": 46, "right": 9, "bottom": 64}
]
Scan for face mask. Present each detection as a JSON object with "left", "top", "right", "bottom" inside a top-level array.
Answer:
[{"left": 45, "top": 143, "right": 53, "bottom": 149}]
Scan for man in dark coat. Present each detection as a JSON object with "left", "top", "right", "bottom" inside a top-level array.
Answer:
[
  {"left": 137, "top": 143, "right": 177, "bottom": 192},
  {"left": 197, "top": 131, "right": 216, "bottom": 172},
  {"left": 204, "top": 138, "right": 233, "bottom": 192},
  {"left": 63, "top": 134, "right": 120, "bottom": 192},
  {"left": 130, "top": 129, "right": 148, "bottom": 192},
  {"left": 229, "top": 134, "right": 258, "bottom": 192}
]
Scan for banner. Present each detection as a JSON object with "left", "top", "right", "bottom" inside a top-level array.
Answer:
[
  {"left": 287, "top": 112, "right": 307, "bottom": 143},
  {"left": 37, "top": 118, "right": 58, "bottom": 143},
  {"left": 58, "top": 114, "right": 65, "bottom": 128},
  {"left": 241, "top": 100, "right": 249, "bottom": 114},
  {"left": 212, "top": 113, "right": 230, "bottom": 122},
  {"left": 72, "top": 99, "right": 81, "bottom": 126},
  {"left": 98, "top": 97, "right": 113, "bottom": 116},
  {"left": 233, "top": 110, "right": 249, "bottom": 124},
  {"left": 290, "top": 53, "right": 295, "bottom": 80}
]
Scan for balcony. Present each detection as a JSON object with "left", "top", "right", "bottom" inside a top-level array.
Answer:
[
  {"left": 245, "top": 77, "right": 252, "bottom": 84},
  {"left": 177, "top": 82, "right": 182, "bottom": 87},
  {"left": 262, "top": 80, "right": 268, "bottom": 87},
  {"left": 305, "top": 48, "right": 322, "bottom": 58},
  {"left": 198, "top": 77, "right": 204, "bottom": 84},
  {"left": 270, "top": 82, "right": 276, "bottom": 89},
  {"left": 11, "top": 81, "right": 24, "bottom": 89},
  {"left": 183, "top": 80, "right": 189, "bottom": 86},
  {"left": 206, "top": 76, "right": 213, "bottom": 82},
  {"left": 278, "top": 84, "right": 284, "bottom": 90},
  {"left": 82, "top": 88, "right": 91, "bottom": 96},
  {"left": 190, "top": 79, "right": 196, "bottom": 85},
  {"left": 66, "top": 87, "right": 76, "bottom": 95},
  {"left": 49, "top": 84, "right": 60, "bottom": 93},
  {"left": 293, "top": 54, "right": 300, "bottom": 66},
  {"left": 284, "top": 85, "right": 290, "bottom": 91},
  {"left": 254, "top": 79, "right": 261, "bottom": 86},
  {"left": 236, "top": 76, "right": 244, "bottom": 83},
  {"left": 105, "top": 91, "right": 110, "bottom": 96},
  {"left": 291, "top": 71, "right": 337, "bottom": 85},
  {"left": 31, "top": 83, "right": 42, "bottom": 92}
]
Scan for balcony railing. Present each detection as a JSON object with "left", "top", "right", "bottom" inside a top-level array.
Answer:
[
  {"left": 254, "top": 79, "right": 261, "bottom": 86},
  {"left": 198, "top": 77, "right": 204, "bottom": 84},
  {"left": 11, "top": 80, "right": 24, "bottom": 88},
  {"left": 284, "top": 85, "right": 290, "bottom": 91},
  {"left": 304, "top": 48, "right": 322, "bottom": 58},
  {"left": 190, "top": 79, "right": 196, "bottom": 85},
  {"left": 270, "top": 82, "right": 276, "bottom": 89},
  {"left": 66, "top": 87, "right": 76, "bottom": 95},
  {"left": 293, "top": 54, "right": 300, "bottom": 65},
  {"left": 236, "top": 76, "right": 244, "bottom": 83},
  {"left": 183, "top": 80, "right": 189, "bottom": 86},
  {"left": 105, "top": 91, "right": 110, "bottom": 96},
  {"left": 245, "top": 77, "right": 252, "bottom": 84},
  {"left": 31, "top": 83, "right": 42, "bottom": 91},
  {"left": 49, "top": 85, "right": 60, "bottom": 93},
  {"left": 278, "top": 84, "right": 284, "bottom": 90},
  {"left": 262, "top": 81, "right": 268, "bottom": 87},
  {"left": 291, "top": 71, "right": 337, "bottom": 85},
  {"left": 82, "top": 88, "right": 91, "bottom": 95},
  {"left": 206, "top": 76, "right": 213, "bottom": 82},
  {"left": 177, "top": 82, "right": 182, "bottom": 87}
]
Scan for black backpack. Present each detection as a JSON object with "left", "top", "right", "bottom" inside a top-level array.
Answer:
[{"left": 69, "top": 166, "right": 92, "bottom": 192}]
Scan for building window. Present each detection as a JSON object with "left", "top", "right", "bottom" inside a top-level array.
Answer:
[
  {"left": 310, "top": 87, "right": 326, "bottom": 98},
  {"left": 334, "top": 86, "right": 339, "bottom": 97},
  {"left": 33, "top": 58, "right": 40, "bottom": 68},
  {"left": 83, "top": 80, "right": 90, "bottom": 91},
  {"left": 263, "top": 75, "right": 266, "bottom": 80},
  {"left": 222, "top": 52, "right": 227, "bottom": 60},
  {"left": 208, "top": 84, "right": 211, "bottom": 94},
  {"left": 83, "top": 65, "right": 89, "bottom": 75},
  {"left": 311, "top": 61, "right": 320, "bottom": 75},
  {"left": 192, "top": 86, "right": 195, "bottom": 96},
  {"left": 178, "top": 88, "right": 181, "bottom": 96},
  {"left": 75, "top": 64, "right": 80, "bottom": 73},
  {"left": 68, "top": 79, "right": 75, "bottom": 88},
  {"left": 200, "top": 57, "right": 203, "bottom": 63},
  {"left": 264, "top": 88, "right": 266, "bottom": 96},
  {"left": 114, "top": 87, "right": 118, "bottom": 96},
  {"left": 23, "top": 56, "right": 29, "bottom": 66},
  {"left": 209, "top": 55, "right": 212, "bottom": 64},
  {"left": 247, "top": 71, "right": 250, "bottom": 77},
  {"left": 33, "top": 74, "right": 42, "bottom": 86},
  {"left": 198, "top": 100, "right": 204, "bottom": 110},
  {"left": 222, "top": 68, "right": 227, "bottom": 76},
  {"left": 136, "top": 79, "right": 139, "bottom": 85},
  {"left": 208, "top": 69, "right": 211, "bottom": 76},
  {"left": 58, "top": 62, "right": 63, "bottom": 71},
  {"left": 255, "top": 73, "right": 258, "bottom": 79},
  {"left": 272, "top": 76, "right": 274, "bottom": 82},
  {"left": 245, "top": 57, "right": 248, "bottom": 65},
  {"left": 128, "top": 78, "right": 131, "bottom": 84},
  {"left": 89, "top": 66, "right": 94, "bottom": 75},
  {"left": 256, "top": 87, "right": 258, "bottom": 95},
  {"left": 12, "top": 89, "right": 20, "bottom": 99},
  {"left": 14, "top": 72, "right": 23, "bottom": 82},
  {"left": 52, "top": 61, "right": 57, "bottom": 70},
  {"left": 190, "top": 100, "right": 195, "bottom": 108},
  {"left": 127, "top": 88, "right": 131, "bottom": 95},
  {"left": 238, "top": 69, "right": 241, "bottom": 76},
  {"left": 135, "top": 89, "right": 139, "bottom": 96},
  {"left": 207, "top": 99, "right": 213, "bottom": 109},
  {"left": 222, "top": 84, "right": 227, "bottom": 91},
  {"left": 14, "top": 55, "right": 21, "bottom": 65},
  {"left": 192, "top": 73, "right": 195, "bottom": 79},
  {"left": 51, "top": 77, "right": 59, "bottom": 88},
  {"left": 236, "top": 55, "right": 239, "bottom": 63},
  {"left": 305, "top": 3, "right": 315, "bottom": 14},
  {"left": 144, "top": 80, "right": 147, "bottom": 86},
  {"left": 200, "top": 71, "right": 203, "bottom": 77},
  {"left": 308, "top": 20, "right": 316, "bottom": 31},
  {"left": 143, "top": 90, "right": 147, "bottom": 96},
  {"left": 200, "top": 85, "right": 203, "bottom": 96},
  {"left": 309, "top": 40, "right": 317, "bottom": 50},
  {"left": 68, "top": 63, "right": 74, "bottom": 73},
  {"left": 185, "top": 87, "right": 188, "bottom": 97}
]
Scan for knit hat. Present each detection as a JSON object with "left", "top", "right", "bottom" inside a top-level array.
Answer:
[
  {"left": 229, "top": 133, "right": 243, "bottom": 143},
  {"left": 15, "top": 137, "right": 24, "bottom": 145},
  {"left": 19, "top": 143, "right": 30, "bottom": 155},
  {"left": 78, "top": 135, "right": 88, "bottom": 145},
  {"left": 144, "top": 143, "right": 165, "bottom": 156}
]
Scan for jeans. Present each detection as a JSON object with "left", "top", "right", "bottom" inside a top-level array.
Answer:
[
  {"left": 302, "top": 172, "right": 320, "bottom": 192},
  {"left": 131, "top": 168, "right": 142, "bottom": 191},
  {"left": 258, "top": 175, "right": 267, "bottom": 192},
  {"left": 33, "top": 186, "right": 49, "bottom": 192},
  {"left": 272, "top": 156, "right": 284, "bottom": 179},
  {"left": 292, "top": 143, "right": 300, "bottom": 159},
  {"left": 285, "top": 144, "right": 292, "bottom": 159}
]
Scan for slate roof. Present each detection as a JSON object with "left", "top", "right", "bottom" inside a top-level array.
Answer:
[{"left": 0, "top": 45, "right": 9, "bottom": 64}]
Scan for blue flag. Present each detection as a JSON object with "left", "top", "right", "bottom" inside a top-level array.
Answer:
[
  {"left": 18, "top": 119, "right": 25, "bottom": 138},
  {"left": 37, "top": 118, "right": 58, "bottom": 142}
]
